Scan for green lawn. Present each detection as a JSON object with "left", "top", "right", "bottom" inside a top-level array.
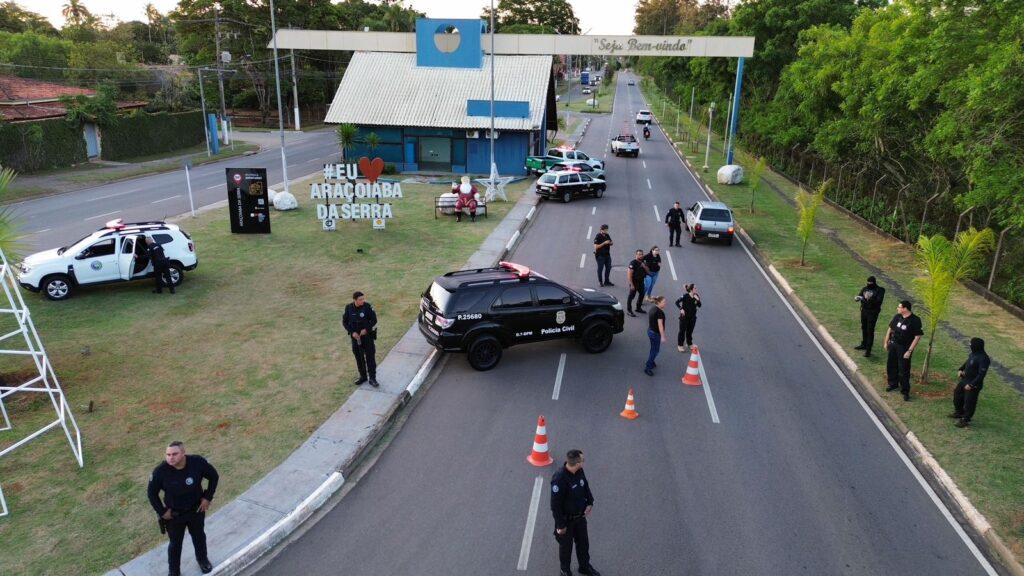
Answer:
[
  {"left": 641, "top": 81, "right": 1024, "bottom": 563},
  {"left": 0, "top": 177, "right": 527, "bottom": 575}
]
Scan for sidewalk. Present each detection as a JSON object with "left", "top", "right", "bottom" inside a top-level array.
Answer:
[{"left": 106, "top": 176, "right": 543, "bottom": 576}]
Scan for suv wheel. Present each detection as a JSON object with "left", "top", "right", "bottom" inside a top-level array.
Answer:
[
  {"left": 167, "top": 263, "right": 184, "bottom": 286},
  {"left": 594, "top": 187, "right": 605, "bottom": 198},
  {"left": 581, "top": 320, "right": 613, "bottom": 353},
  {"left": 42, "top": 274, "right": 73, "bottom": 301},
  {"left": 467, "top": 334, "right": 503, "bottom": 371},
  {"left": 562, "top": 191, "right": 572, "bottom": 204}
]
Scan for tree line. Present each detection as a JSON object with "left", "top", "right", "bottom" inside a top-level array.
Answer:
[{"left": 632, "top": 0, "right": 1023, "bottom": 306}]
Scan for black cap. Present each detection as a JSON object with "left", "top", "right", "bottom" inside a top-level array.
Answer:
[
  {"left": 600, "top": 224, "right": 609, "bottom": 230},
  {"left": 867, "top": 276, "right": 876, "bottom": 284},
  {"left": 900, "top": 300, "right": 912, "bottom": 310}
]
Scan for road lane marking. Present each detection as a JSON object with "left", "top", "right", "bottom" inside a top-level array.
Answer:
[
  {"left": 88, "top": 188, "right": 141, "bottom": 202},
  {"left": 666, "top": 249, "right": 678, "bottom": 281},
  {"left": 579, "top": 253, "right": 586, "bottom": 269},
  {"left": 206, "top": 183, "right": 222, "bottom": 190},
  {"left": 84, "top": 210, "right": 120, "bottom": 221},
  {"left": 29, "top": 228, "right": 50, "bottom": 235},
  {"left": 152, "top": 195, "right": 182, "bottom": 204},
  {"left": 698, "top": 359, "right": 720, "bottom": 423},
  {"left": 653, "top": 205, "right": 660, "bottom": 222},
  {"left": 668, "top": 142, "right": 998, "bottom": 575},
  {"left": 643, "top": 160, "right": 647, "bottom": 169},
  {"left": 552, "top": 353, "right": 567, "bottom": 400},
  {"left": 586, "top": 225, "right": 592, "bottom": 240},
  {"left": 517, "top": 475, "right": 545, "bottom": 571},
  {"left": 591, "top": 206, "right": 596, "bottom": 216},
  {"left": 647, "top": 178, "right": 652, "bottom": 190}
]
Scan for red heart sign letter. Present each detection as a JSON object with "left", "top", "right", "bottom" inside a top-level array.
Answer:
[{"left": 358, "top": 157, "right": 385, "bottom": 183}]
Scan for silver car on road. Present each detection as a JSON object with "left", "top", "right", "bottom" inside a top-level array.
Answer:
[{"left": 684, "top": 201, "right": 736, "bottom": 245}]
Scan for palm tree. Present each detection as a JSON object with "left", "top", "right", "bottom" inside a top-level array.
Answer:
[
  {"left": 144, "top": 3, "right": 160, "bottom": 43},
  {"left": 914, "top": 227, "right": 995, "bottom": 383},
  {"left": 382, "top": 2, "right": 415, "bottom": 32},
  {"left": 365, "top": 132, "right": 380, "bottom": 158},
  {"left": 795, "top": 179, "right": 830, "bottom": 266},
  {"left": 61, "top": 0, "right": 91, "bottom": 26},
  {"left": 336, "top": 123, "right": 358, "bottom": 164},
  {"left": 0, "top": 167, "right": 24, "bottom": 258}
]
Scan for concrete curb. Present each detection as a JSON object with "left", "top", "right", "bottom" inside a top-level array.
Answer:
[
  {"left": 108, "top": 178, "right": 543, "bottom": 576},
  {"left": 670, "top": 141, "right": 1020, "bottom": 575}
]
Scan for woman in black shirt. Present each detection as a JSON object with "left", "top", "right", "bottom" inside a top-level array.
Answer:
[
  {"left": 645, "top": 296, "right": 667, "bottom": 376},
  {"left": 674, "top": 283, "right": 701, "bottom": 351}
]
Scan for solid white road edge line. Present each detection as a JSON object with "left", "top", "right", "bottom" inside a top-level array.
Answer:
[
  {"left": 586, "top": 225, "right": 592, "bottom": 240},
  {"left": 666, "top": 249, "right": 678, "bottom": 282},
  {"left": 671, "top": 146, "right": 997, "bottom": 574},
  {"left": 152, "top": 195, "right": 182, "bottom": 204},
  {"left": 517, "top": 475, "right": 545, "bottom": 571},
  {"left": 206, "top": 183, "right": 222, "bottom": 190},
  {"left": 579, "top": 253, "right": 586, "bottom": 269},
  {"left": 405, "top": 348, "right": 439, "bottom": 397},
  {"left": 698, "top": 359, "right": 720, "bottom": 424},
  {"left": 653, "top": 205, "right": 660, "bottom": 222},
  {"left": 552, "top": 353, "right": 567, "bottom": 401},
  {"left": 84, "top": 210, "right": 120, "bottom": 221}
]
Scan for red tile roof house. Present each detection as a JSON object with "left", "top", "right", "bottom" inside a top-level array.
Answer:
[{"left": 0, "top": 75, "right": 146, "bottom": 158}]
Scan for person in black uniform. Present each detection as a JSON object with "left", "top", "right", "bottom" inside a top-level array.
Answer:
[
  {"left": 342, "top": 291, "right": 379, "bottom": 387},
  {"left": 551, "top": 449, "right": 601, "bottom": 576},
  {"left": 146, "top": 236, "right": 175, "bottom": 294},
  {"left": 645, "top": 296, "right": 667, "bottom": 376},
  {"left": 592, "top": 224, "right": 614, "bottom": 287},
  {"left": 675, "top": 283, "right": 701, "bottom": 351},
  {"left": 665, "top": 201, "right": 685, "bottom": 247},
  {"left": 147, "top": 441, "right": 219, "bottom": 576},
  {"left": 642, "top": 246, "right": 662, "bottom": 302},
  {"left": 883, "top": 300, "right": 923, "bottom": 401},
  {"left": 951, "top": 337, "right": 990, "bottom": 428},
  {"left": 853, "top": 276, "right": 885, "bottom": 357},
  {"left": 626, "top": 249, "right": 647, "bottom": 317}
]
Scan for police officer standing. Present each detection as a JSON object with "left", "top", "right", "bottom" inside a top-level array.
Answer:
[
  {"left": 146, "top": 236, "right": 175, "bottom": 294},
  {"left": 342, "top": 291, "right": 379, "bottom": 387},
  {"left": 883, "top": 300, "right": 923, "bottom": 401},
  {"left": 147, "top": 441, "right": 219, "bottom": 576},
  {"left": 626, "top": 249, "right": 648, "bottom": 317},
  {"left": 665, "top": 201, "right": 685, "bottom": 247},
  {"left": 551, "top": 449, "right": 601, "bottom": 576},
  {"left": 951, "top": 337, "right": 990, "bottom": 428},
  {"left": 853, "top": 275, "right": 885, "bottom": 357},
  {"left": 592, "top": 224, "right": 614, "bottom": 287}
]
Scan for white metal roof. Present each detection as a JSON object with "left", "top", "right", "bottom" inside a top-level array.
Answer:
[{"left": 324, "top": 52, "right": 551, "bottom": 131}]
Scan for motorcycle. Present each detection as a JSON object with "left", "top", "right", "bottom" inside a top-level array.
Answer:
[{"left": 643, "top": 126, "right": 651, "bottom": 140}]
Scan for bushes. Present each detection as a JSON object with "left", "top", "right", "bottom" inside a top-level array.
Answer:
[
  {"left": 0, "top": 119, "right": 87, "bottom": 172},
  {"left": 99, "top": 111, "right": 204, "bottom": 161}
]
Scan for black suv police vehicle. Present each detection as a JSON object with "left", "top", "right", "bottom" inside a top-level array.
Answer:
[{"left": 418, "top": 262, "right": 625, "bottom": 370}]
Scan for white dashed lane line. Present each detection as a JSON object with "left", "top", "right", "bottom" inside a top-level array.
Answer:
[
  {"left": 84, "top": 210, "right": 120, "bottom": 222},
  {"left": 552, "top": 353, "right": 567, "bottom": 400},
  {"left": 647, "top": 178, "right": 652, "bottom": 190},
  {"left": 87, "top": 188, "right": 142, "bottom": 202},
  {"left": 586, "top": 225, "right": 592, "bottom": 240},
  {"left": 206, "top": 183, "right": 222, "bottom": 190},
  {"left": 591, "top": 206, "right": 596, "bottom": 216},
  {"left": 579, "top": 253, "right": 586, "bottom": 269},
  {"left": 516, "top": 475, "right": 545, "bottom": 571},
  {"left": 152, "top": 195, "right": 182, "bottom": 204},
  {"left": 28, "top": 228, "right": 50, "bottom": 235},
  {"left": 666, "top": 249, "right": 678, "bottom": 281},
  {"left": 653, "top": 205, "right": 660, "bottom": 222},
  {"left": 643, "top": 160, "right": 647, "bottom": 169}
]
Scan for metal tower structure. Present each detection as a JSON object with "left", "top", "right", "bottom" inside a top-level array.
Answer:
[{"left": 0, "top": 248, "right": 83, "bottom": 517}]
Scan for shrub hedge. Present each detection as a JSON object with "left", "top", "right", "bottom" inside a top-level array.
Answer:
[
  {"left": 100, "top": 110, "right": 204, "bottom": 161},
  {"left": 0, "top": 118, "right": 87, "bottom": 173}
]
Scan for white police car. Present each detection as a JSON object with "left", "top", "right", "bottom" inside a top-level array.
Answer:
[{"left": 17, "top": 219, "right": 198, "bottom": 301}]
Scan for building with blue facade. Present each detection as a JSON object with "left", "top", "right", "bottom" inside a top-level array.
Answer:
[{"left": 323, "top": 19, "right": 556, "bottom": 176}]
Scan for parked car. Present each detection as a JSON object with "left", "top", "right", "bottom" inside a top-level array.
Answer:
[
  {"left": 418, "top": 262, "right": 624, "bottom": 370},
  {"left": 524, "top": 147, "right": 604, "bottom": 174},
  {"left": 582, "top": 87, "right": 592, "bottom": 95},
  {"left": 549, "top": 160, "right": 605, "bottom": 180},
  {"left": 636, "top": 110, "right": 653, "bottom": 124},
  {"left": 610, "top": 134, "right": 640, "bottom": 157},
  {"left": 684, "top": 201, "right": 736, "bottom": 245},
  {"left": 535, "top": 170, "right": 606, "bottom": 203},
  {"left": 18, "top": 219, "right": 198, "bottom": 300},
  {"left": 627, "top": 80, "right": 636, "bottom": 86}
]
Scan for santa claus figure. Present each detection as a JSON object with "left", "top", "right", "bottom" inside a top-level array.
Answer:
[{"left": 453, "top": 175, "right": 480, "bottom": 222}]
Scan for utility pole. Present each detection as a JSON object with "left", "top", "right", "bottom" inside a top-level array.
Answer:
[
  {"left": 290, "top": 49, "right": 300, "bottom": 130},
  {"left": 214, "top": 7, "right": 229, "bottom": 145},
  {"left": 269, "top": 0, "right": 290, "bottom": 193}
]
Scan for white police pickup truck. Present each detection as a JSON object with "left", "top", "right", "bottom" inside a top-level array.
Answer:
[{"left": 18, "top": 219, "right": 198, "bottom": 300}]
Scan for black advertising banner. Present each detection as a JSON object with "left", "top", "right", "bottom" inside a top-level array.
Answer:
[{"left": 226, "top": 168, "right": 271, "bottom": 234}]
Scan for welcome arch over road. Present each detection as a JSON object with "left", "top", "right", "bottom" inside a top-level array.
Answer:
[{"left": 271, "top": 28, "right": 755, "bottom": 164}]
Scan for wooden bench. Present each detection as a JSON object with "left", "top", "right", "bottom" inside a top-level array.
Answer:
[{"left": 435, "top": 196, "right": 488, "bottom": 219}]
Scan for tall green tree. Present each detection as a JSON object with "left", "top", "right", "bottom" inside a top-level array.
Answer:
[
  {"left": 60, "top": 0, "right": 91, "bottom": 26},
  {"left": 0, "top": 2, "right": 56, "bottom": 35},
  {"left": 0, "top": 166, "right": 23, "bottom": 257},
  {"left": 0, "top": 31, "right": 71, "bottom": 80},
  {"left": 633, "top": 0, "right": 683, "bottom": 35},
  {"left": 489, "top": 0, "right": 579, "bottom": 35},
  {"left": 914, "top": 228, "right": 995, "bottom": 383}
]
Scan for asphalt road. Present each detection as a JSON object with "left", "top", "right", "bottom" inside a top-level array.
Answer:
[
  {"left": 11, "top": 130, "right": 336, "bottom": 252},
  {"left": 256, "top": 73, "right": 997, "bottom": 575}
]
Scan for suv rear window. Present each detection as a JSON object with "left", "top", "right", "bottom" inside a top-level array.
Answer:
[
  {"left": 427, "top": 283, "right": 454, "bottom": 313},
  {"left": 539, "top": 174, "right": 557, "bottom": 184},
  {"left": 700, "top": 208, "right": 732, "bottom": 222},
  {"left": 151, "top": 233, "right": 174, "bottom": 245}
]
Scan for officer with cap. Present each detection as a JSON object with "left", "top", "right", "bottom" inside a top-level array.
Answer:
[
  {"left": 951, "top": 337, "right": 990, "bottom": 428},
  {"left": 853, "top": 275, "right": 885, "bottom": 357},
  {"left": 147, "top": 441, "right": 219, "bottom": 576},
  {"left": 342, "top": 291, "right": 379, "bottom": 387},
  {"left": 883, "top": 300, "right": 923, "bottom": 401},
  {"left": 146, "top": 236, "right": 175, "bottom": 294},
  {"left": 551, "top": 449, "right": 601, "bottom": 576}
]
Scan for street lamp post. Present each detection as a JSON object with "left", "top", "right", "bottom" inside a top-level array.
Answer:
[
  {"left": 197, "top": 68, "right": 210, "bottom": 156},
  {"left": 268, "top": 0, "right": 290, "bottom": 193},
  {"left": 703, "top": 101, "right": 715, "bottom": 172}
]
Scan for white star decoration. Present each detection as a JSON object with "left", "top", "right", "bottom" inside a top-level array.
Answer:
[{"left": 475, "top": 164, "right": 514, "bottom": 202}]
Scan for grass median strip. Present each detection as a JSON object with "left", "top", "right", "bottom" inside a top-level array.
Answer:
[
  {"left": 641, "top": 81, "right": 1024, "bottom": 562},
  {"left": 0, "top": 176, "right": 526, "bottom": 575}
]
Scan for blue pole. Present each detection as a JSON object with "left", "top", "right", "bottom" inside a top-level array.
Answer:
[{"left": 726, "top": 57, "right": 744, "bottom": 165}]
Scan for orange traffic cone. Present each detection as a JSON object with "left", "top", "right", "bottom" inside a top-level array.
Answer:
[
  {"left": 527, "top": 415, "right": 554, "bottom": 467},
  {"left": 682, "top": 345, "right": 702, "bottom": 386},
  {"left": 620, "top": 388, "right": 639, "bottom": 419}
]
